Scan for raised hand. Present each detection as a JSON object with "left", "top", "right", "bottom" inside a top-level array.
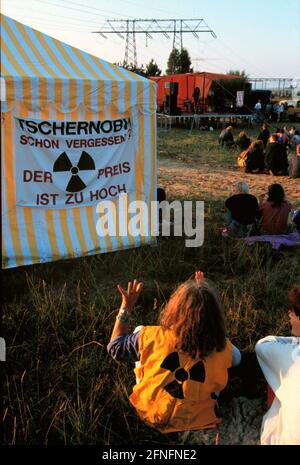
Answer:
[
  {"left": 195, "top": 271, "right": 204, "bottom": 285},
  {"left": 117, "top": 279, "right": 143, "bottom": 311}
]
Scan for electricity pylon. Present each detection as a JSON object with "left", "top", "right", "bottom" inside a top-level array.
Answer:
[{"left": 93, "top": 19, "right": 216, "bottom": 67}]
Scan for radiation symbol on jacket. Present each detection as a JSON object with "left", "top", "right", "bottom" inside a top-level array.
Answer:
[
  {"left": 160, "top": 351, "right": 206, "bottom": 399},
  {"left": 53, "top": 151, "right": 95, "bottom": 192}
]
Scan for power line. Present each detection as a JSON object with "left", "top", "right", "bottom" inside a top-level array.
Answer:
[
  {"left": 2, "top": 11, "right": 106, "bottom": 29},
  {"left": 93, "top": 18, "right": 216, "bottom": 66},
  {"left": 200, "top": 37, "right": 263, "bottom": 78},
  {"left": 215, "top": 37, "right": 275, "bottom": 80},
  {"left": 25, "top": 0, "right": 133, "bottom": 20},
  {"left": 58, "top": 0, "right": 135, "bottom": 18},
  {"left": 1, "top": 6, "right": 120, "bottom": 28}
]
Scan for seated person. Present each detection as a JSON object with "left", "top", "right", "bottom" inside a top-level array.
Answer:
[
  {"left": 157, "top": 187, "right": 166, "bottom": 203},
  {"left": 255, "top": 284, "right": 300, "bottom": 445},
  {"left": 157, "top": 187, "right": 169, "bottom": 234},
  {"left": 288, "top": 126, "right": 296, "bottom": 138},
  {"left": 277, "top": 128, "right": 289, "bottom": 147},
  {"left": 289, "top": 144, "right": 300, "bottom": 178},
  {"left": 290, "top": 130, "right": 300, "bottom": 150},
  {"left": 218, "top": 126, "right": 235, "bottom": 147},
  {"left": 259, "top": 183, "right": 292, "bottom": 235},
  {"left": 107, "top": 272, "right": 241, "bottom": 442},
  {"left": 236, "top": 131, "right": 251, "bottom": 150},
  {"left": 245, "top": 140, "right": 265, "bottom": 173},
  {"left": 265, "top": 134, "right": 289, "bottom": 175},
  {"left": 292, "top": 208, "right": 300, "bottom": 232},
  {"left": 257, "top": 122, "right": 270, "bottom": 148},
  {"left": 225, "top": 181, "right": 259, "bottom": 238}
]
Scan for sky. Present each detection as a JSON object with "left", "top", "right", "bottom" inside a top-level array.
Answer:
[{"left": 2, "top": 0, "right": 300, "bottom": 79}]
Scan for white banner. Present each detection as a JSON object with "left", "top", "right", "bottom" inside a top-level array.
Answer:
[
  {"left": 236, "top": 91, "right": 244, "bottom": 108},
  {"left": 15, "top": 116, "right": 135, "bottom": 209}
]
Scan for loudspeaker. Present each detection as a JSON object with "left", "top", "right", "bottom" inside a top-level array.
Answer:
[
  {"left": 169, "top": 95, "right": 177, "bottom": 115},
  {"left": 170, "top": 82, "right": 178, "bottom": 96}
]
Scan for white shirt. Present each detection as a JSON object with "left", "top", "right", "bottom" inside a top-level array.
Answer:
[
  {"left": 255, "top": 336, "right": 300, "bottom": 445},
  {"left": 254, "top": 102, "right": 262, "bottom": 110}
]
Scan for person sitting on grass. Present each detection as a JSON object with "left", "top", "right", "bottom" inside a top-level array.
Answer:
[
  {"left": 289, "top": 144, "right": 300, "bottom": 178},
  {"left": 218, "top": 125, "right": 235, "bottom": 148},
  {"left": 225, "top": 181, "right": 260, "bottom": 238},
  {"left": 277, "top": 128, "right": 289, "bottom": 148},
  {"left": 290, "top": 130, "right": 300, "bottom": 151},
  {"left": 236, "top": 131, "right": 251, "bottom": 151},
  {"left": 258, "top": 183, "right": 292, "bottom": 235},
  {"left": 107, "top": 272, "right": 241, "bottom": 444},
  {"left": 292, "top": 208, "right": 300, "bottom": 232},
  {"left": 257, "top": 122, "right": 270, "bottom": 148},
  {"left": 255, "top": 284, "right": 300, "bottom": 445},
  {"left": 265, "top": 133, "right": 289, "bottom": 176},
  {"left": 156, "top": 187, "right": 174, "bottom": 236},
  {"left": 245, "top": 140, "right": 265, "bottom": 173}
]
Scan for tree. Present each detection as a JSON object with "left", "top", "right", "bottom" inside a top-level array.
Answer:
[
  {"left": 166, "top": 48, "right": 193, "bottom": 75},
  {"left": 116, "top": 61, "right": 147, "bottom": 77},
  {"left": 145, "top": 59, "right": 162, "bottom": 77},
  {"left": 179, "top": 48, "right": 193, "bottom": 74},
  {"left": 166, "top": 48, "right": 180, "bottom": 75},
  {"left": 227, "top": 69, "right": 249, "bottom": 80}
]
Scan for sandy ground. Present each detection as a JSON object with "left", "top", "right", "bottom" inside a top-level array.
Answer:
[
  {"left": 158, "top": 158, "right": 300, "bottom": 204},
  {"left": 178, "top": 397, "right": 265, "bottom": 445}
]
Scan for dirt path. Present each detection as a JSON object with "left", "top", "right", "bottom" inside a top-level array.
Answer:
[
  {"left": 158, "top": 158, "right": 300, "bottom": 203},
  {"left": 179, "top": 397, "right": 265, "bottom": 445}
]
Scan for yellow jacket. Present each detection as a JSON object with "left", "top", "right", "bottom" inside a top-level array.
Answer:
[{"left": 129, "top": 326, "right": 233, "bottom": 433}]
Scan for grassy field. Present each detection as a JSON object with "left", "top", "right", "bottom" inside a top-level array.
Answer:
[{"left": 3, "top": 124, "right": 300, "bottom": 445}]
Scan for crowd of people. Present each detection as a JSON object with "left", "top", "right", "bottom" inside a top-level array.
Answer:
[
  {"left": 219, "top": 123, "right": 300, "bottom": 178},
  {"left": 253, "top": 99, "right": 294, "bottom": 124},
  {"left": 108, "top": 275, "right": 300, "bottom": 445}
]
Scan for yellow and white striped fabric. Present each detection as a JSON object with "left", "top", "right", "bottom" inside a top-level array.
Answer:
[{"left": 1, "top": 14, "right": 157, "bottom": 269}]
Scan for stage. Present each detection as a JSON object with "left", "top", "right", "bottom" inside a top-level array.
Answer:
[{"left": 157, "top": 112, "right": 254, "bottom": 129}]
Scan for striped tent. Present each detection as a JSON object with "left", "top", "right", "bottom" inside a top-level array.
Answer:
[{"left": 1, "top": 14, "right": 157, "bottom": 269}]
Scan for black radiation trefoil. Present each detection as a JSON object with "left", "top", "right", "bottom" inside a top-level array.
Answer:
[
  {"left": 160, "top": 351, "right": 206, "bottom": 399},
  {"left": 53, "top": 151, "right": 95, "bottom": 193}
]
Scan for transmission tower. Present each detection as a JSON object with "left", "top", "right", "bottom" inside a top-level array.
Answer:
[
  {"left": 124, "top": 20, "right": 137, "bottom": 66},
  {"left": 93, "top": 19, "right": 217, "bottom": 67}
]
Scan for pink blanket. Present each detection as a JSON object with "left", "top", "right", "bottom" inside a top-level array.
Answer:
[{"left": 244, "top": 231, "right": 300, "bottom": 249}]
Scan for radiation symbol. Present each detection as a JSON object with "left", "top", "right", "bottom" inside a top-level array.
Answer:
[
  {"left": 53, "top": 151, "right": 95, "bottom": 192},
  {"left": 160, "top": 352, "right": 206, "bottom": 399}
]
